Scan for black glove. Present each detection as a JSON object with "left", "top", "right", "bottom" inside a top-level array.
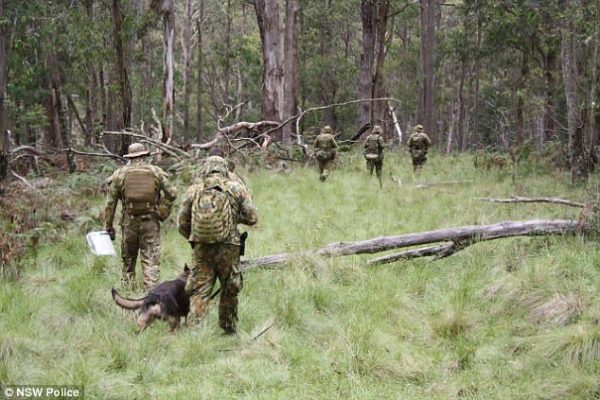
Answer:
[
  {"left": 106, "top": 226, "right": 116, "bottom": 241},
  {"left": 240, "top": 231, "right": 248, "bottom": 256}
]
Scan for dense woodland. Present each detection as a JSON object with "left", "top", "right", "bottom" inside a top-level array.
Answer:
[{"left": 0, "top": 0, "right": 599, "bottom": 182}]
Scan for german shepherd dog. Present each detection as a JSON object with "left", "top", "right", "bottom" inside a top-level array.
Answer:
[{"left": 111, "top": 265, "right": 191, "bottom": 333}]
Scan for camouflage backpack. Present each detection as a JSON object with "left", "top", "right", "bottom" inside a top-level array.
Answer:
[
  {"left": 123, "top": 166, "right": 158, "bottom": 215},
  {"left": 191, "top": 175, "right": 235, "bottom": 243},
  {"left": 365, "top": 135, "right": 381, "bottom": 159}
]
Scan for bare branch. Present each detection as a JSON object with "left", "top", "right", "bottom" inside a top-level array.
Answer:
[{"left": 102, "top": 130, "right": 190, "bottom": 158}]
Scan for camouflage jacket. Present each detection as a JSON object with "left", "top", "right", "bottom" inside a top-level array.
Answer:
[
  {"left": 313, "top": 133, "right": 338, "bottom": 152},
  {"left": 177, "top": 174, "right": 258, "bottom": 245},
  {"left": 364, "top": 134, "right": 384, "bottom": 155},
  {"left": 104, "top": 159, "right": 178, "bottom": 227},
  {"left": 407, "top": 132, "right": 432, "bottom": 151}
]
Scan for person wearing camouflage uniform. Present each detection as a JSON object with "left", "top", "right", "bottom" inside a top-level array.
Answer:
[
  {"left": 313, "top": 125, "right": 338, "bottom": 181},
  {"left": 178, "top": 156, "right": 258, "bottom": 334},
  {"left": 104, "top": 142, "right": 178, "bottom": 290},
  {"left": 364, "top": 124, "right": 385, "bottom": 187},
  {"left": 407, "top": 124, "right": 432, "bottom": 173}
]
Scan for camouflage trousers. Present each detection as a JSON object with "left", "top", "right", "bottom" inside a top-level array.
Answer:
[
  {"left": 318, "top": 158, "right": 335, "bottom": 181},
  {"left": 365, "top": 156, "right": 383, "bottom": 178},
  {"left": 121, "top": 215, "right": 160, "bottom": 290},
  {"left": 186, "top": 243, "right": 242, "bottom": 334},
  {"left": 410, "top": 150, "right": 428, "bottom": 171}
]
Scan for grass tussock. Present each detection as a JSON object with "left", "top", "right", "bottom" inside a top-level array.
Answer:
[{"left": 1, "top": 151, "right": 600, "bottom": 399}]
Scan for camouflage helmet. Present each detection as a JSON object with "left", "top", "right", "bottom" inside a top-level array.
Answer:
[
  {"left": 123, "top": 142, "right": 150, "bottom": 158},
  {"left": 372, "top": 125, "right": 383, "bottom": 134},
  {"left": 200, "top": 155, "right": 229, "bottom": 176},
  {"left": 414, "top": 124, "right": 424, "bottom": 132},
  {"left": 320, "top": 125, "right": 333, "bottom": 134}
]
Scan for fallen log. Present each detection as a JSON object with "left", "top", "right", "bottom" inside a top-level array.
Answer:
[
  {"left": 476, "top": 196, "right": 585, "bottom": 208},
  {"left": 239, "top": 219, "right": 591, "bottom": 271}
]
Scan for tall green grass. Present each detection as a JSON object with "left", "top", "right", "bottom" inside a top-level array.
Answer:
[{"left": 2, "top": 151, "right": 600, "bottom": 399}]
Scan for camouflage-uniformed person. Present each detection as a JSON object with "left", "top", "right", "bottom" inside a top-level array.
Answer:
[
  {"left": 178, "top": 156, "right": 258, "bottom": 334},
  {"left": 313, "top": 125, "right": 338, "bottom": 181},
  {"left": 407, "top": 124, "right": 432, "bottom": 173},
  {"left": 104, "top": 142, "right": 178, "bottom": 290},
  {"left": 364, "top": 124, "right": 385, "bottom": 187}
]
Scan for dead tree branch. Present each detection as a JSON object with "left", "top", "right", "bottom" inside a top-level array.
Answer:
[
  {"left": 476, "top": 196, "right": 585, "bottom": 208},
  {"left": 240, "top": 219, "right": 591, "bottom": 271},
  {"left": 102, "top": 130, "right": 190, "bottom": 158},
  {"left": 66, "top": 147, "right": 126, "bottom": 162}
]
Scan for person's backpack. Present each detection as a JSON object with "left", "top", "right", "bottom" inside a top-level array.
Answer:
[
  {"left": 191, "top": 175, "right": 235, "bottom": 243},
  {"left": 123, "top": 166, "right": 158, "bottom": 215},
  {"left": 365, "top": 135, "right": 381, "bottom": 157}
]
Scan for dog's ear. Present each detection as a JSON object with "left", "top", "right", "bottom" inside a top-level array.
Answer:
[{"left": 184, "top": 264, "right": 190, "bottom": 272}]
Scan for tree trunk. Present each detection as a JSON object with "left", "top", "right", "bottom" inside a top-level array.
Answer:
[
  {"left": 152, "top": 0, "right": 175, "bottom": 143},
  {"left": 0, "top": 0, "right": 9, "bottom": 181},
  {"left": 457, "top": 58, "right": 467, "bottom": 151},
  {"left": 371, "top": 0, "right": 390, "bottom": 126},
  {"left": 418, "top": 0, "right": 437, "bottom": 145},
  {"left": 319, "top": 0, "right": 336, "bottom": 128},
  {"left": 47, "top": 49, "right": 76, "bottom": 173},
  {"left": 254, "top": 0, "right": 285, "bottom": 132},
  {"left": 543, "top": 47, "right": 558, "bottom": 142},
  {"left": 240, "top": 219, "right": 591, "bottom": 270},
  {"left": 515, "top": 52, "right": 529, "bottom": 145},
  {"left": 182, "top": 0, "right": 193, "bottom": 141},
  {"left": 473, "top": 12, "right": 482, "bottom": 148},
  {"left": 358, "top": 0, "right": 375, "bottom": 130},
  {"left": 587, "top": 8, "right": 599, "bottom": 154},
  {"left": 84, "top": 0, "right": 95, "bottom": 146},
  {"left": 560, "top": 0, "right": 588, "bottom": 183},
  {"left": 196, "top": 2, "right": 204, "bottom": 142},
  {"left": 282, "top": 0, "right": 298, "bottom": 144},
  {"left": 223, "top": 0, "right": 232, "bottom": 103},
  {"left": 112, "top": 0, "right": 132, "bottom": 155}
]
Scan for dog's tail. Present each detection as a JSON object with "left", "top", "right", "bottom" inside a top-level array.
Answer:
[{"left": 111, "top": 288, "right": 145, "bottom": 310}]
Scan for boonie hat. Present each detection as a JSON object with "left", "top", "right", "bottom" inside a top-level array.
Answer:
[{"left": 123, "top": 142, "right": 150, "bottom": 158}]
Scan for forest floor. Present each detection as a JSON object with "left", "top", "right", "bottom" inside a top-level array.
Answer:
[{"left": 1, "top": 149, "right": 600, "bottom": 399}]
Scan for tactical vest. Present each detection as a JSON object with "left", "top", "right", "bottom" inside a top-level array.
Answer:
[{"left": 123, "top": 167, "right": 158, "bottom": 215}]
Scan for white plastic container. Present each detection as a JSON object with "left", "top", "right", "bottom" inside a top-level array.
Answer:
[{"left": 86, "top": 231, "right": 116, "bottom": 256}]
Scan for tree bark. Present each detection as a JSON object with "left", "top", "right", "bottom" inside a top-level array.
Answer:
[
  {"left": 371, "top": 0, "right": 390, "bottom": 126},
  {"left": 0, "top": 0, "right": 9, "bottom": 181},
  {"left": 319, "top": 0, "right": 336, "bottom": 128},
  {"left": 358, "top": 0, "right": 376, "bottom": 130},
  {"left": 196, "top": 3, "right": 204, "bottom": 142},
  {"left": 112, "top": 0, "right": 133, "bottom": 155},
  {"left": 182, "top": 0, "right": 193, "bottom": 141},
  {"left": 240, "top": 219, "right": 590, "bottom": 270},
  {"left": 254, "top": 0, "right": 285, "bottom": 128},
  {"left": 84, "top": 0, "right": 96, "bottom": 146},
  {"left": 282, "top": 0, "right": 298, "bottom": 145},
  {"left": 560, "top": 0, "right": 588, "bottom": 183},
  {"left": 152, "top": 0, "right": 175, "bottom": 143},
  {"left": 418, "top": 0, "right": 438, "bottom": 144}
]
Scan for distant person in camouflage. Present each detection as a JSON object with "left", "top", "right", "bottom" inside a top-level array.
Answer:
[
  {"left": 178, "top": 156, "right": 258, "bottom": 334},
  {"left": 364, "top": 124, "right": 385, "bottom": 187},
  {"left": 313, "top": 125, "right": 338, "bottom": 181},
  {"left": 104, "top": 142, "right": 178, "bottom": 290},
  {"left": 407, "top": 124, "right": 432, "bottom": 173}
]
